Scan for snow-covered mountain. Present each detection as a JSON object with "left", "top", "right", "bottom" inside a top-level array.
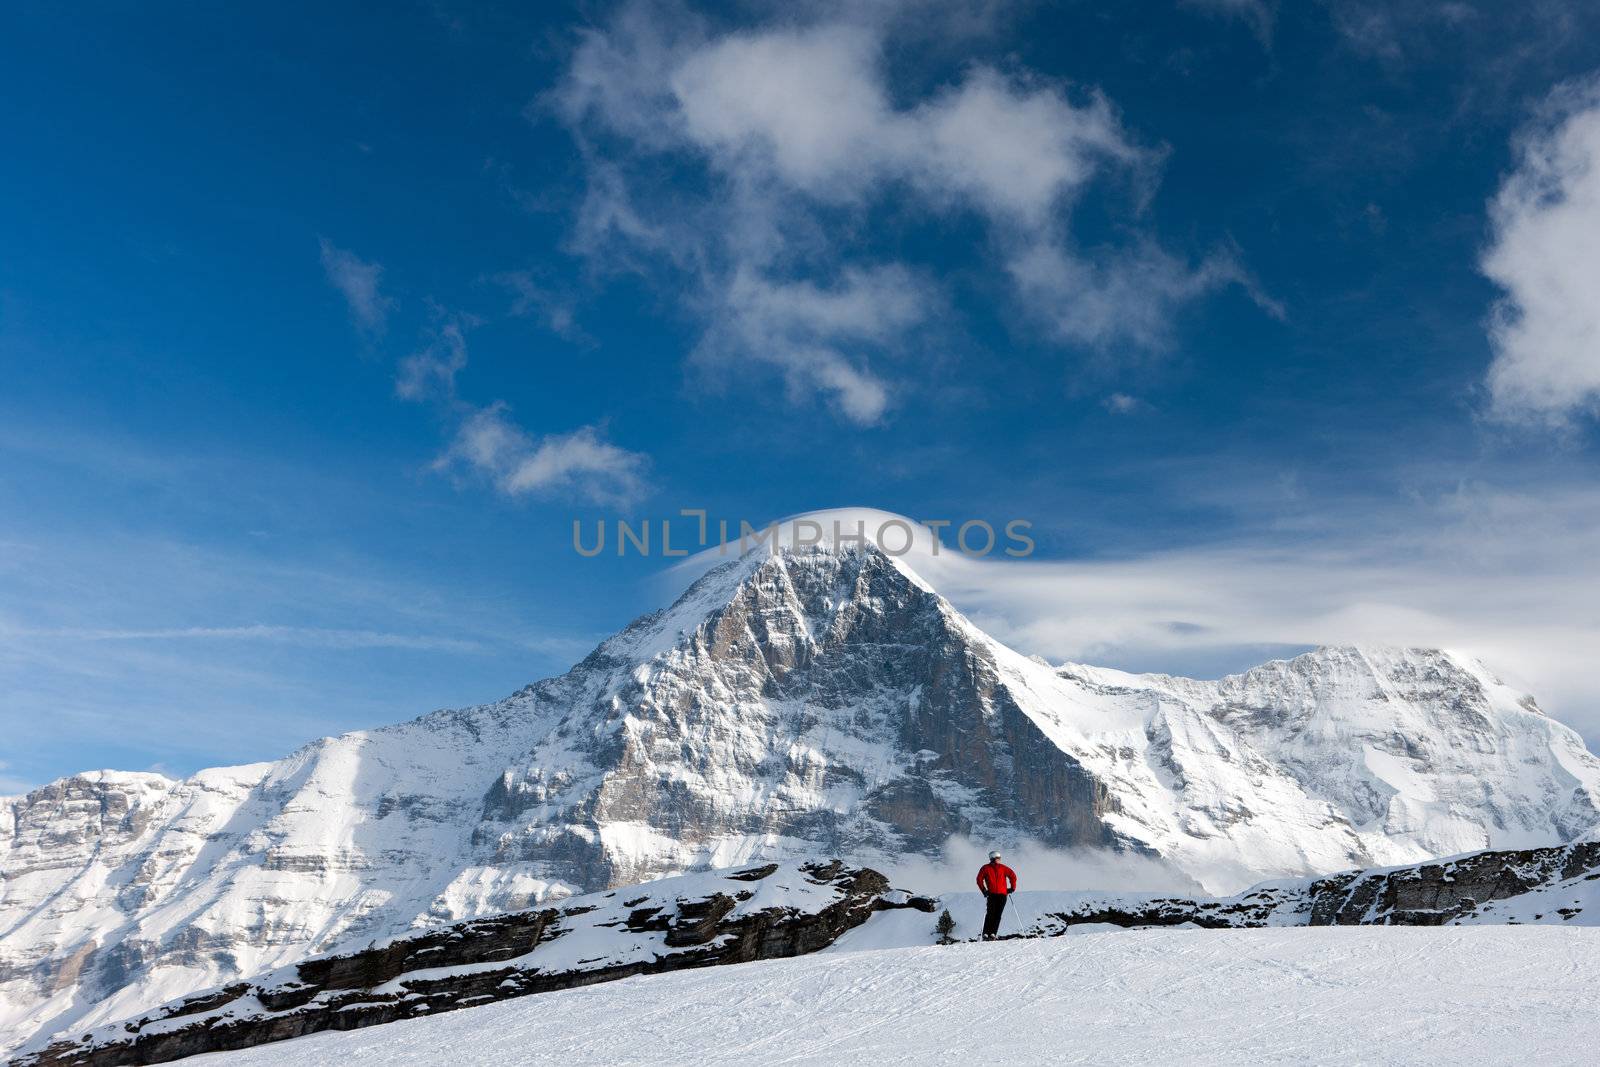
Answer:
[
  {"left": 15, "top": 860, "right": 908, "bottom": 1066},
  {"left": 5, "top": 535, "right": 1600, "bottom": 1053},
  {"left": 25, "top": 839, "right": 1600, "bottom": 1066}
]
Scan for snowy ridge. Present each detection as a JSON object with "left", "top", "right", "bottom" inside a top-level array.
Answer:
[
  {"left": 176, "top": 928, "right": 1600, "bottom": 1067},
  {"left": 5, "top": 531, "right": 1600, "bottom": 1054},
  {"left": 837, "top": 839, "right": 1600, "bottom": 958},
  {"left": 17, "top": 860, "right": 906, "bottom": 1066},
  {"left": 30, "top": 839, "right": 1600, "bottom": 1067},
  {"left": 24, "top": 842, "right": 1600, "bottom": 1066},
  {"left": 1049, "top": 644, "right": 1600, "bottom": 890}
]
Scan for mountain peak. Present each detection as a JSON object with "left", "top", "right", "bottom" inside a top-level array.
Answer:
[
  {"left": 586, "top": 534, "right": 932, "bottom": 673},
  {"left": 7, "top": 549, "right": 1600, "bottom": 1055}
]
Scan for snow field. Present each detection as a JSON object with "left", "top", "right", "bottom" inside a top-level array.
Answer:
[{"left": 194, "top": 926, "right": 1600, "bottom": 1066}]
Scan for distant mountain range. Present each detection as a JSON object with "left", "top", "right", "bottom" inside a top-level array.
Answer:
[{"left": 5, "top": 537, "right": 1599, "bottom": 1054}]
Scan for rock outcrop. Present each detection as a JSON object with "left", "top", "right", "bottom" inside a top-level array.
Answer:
[
  {"left": 18, "top": 841, "right": 1600, "bottom": 1066},
  {"left": 1016, "top": 840, "right": 1600, "bottom": 934},
  {"left": 15, "top": 861, "right": 925, "bottom": 1067}
]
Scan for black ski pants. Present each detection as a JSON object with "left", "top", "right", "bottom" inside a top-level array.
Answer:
[{"left": 982, "top": 892, "right": 1008, "bottom": 937}]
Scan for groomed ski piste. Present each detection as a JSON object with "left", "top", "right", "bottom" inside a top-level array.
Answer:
[{"left": 194, "top": 922, "right": 1600, "bottom": 1066}]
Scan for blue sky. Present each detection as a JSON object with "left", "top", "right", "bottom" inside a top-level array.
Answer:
[{"left": 5, "top": 1, "right": 1600, "bottom": 791}]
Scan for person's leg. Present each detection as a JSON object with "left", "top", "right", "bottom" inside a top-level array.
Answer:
[
  {"left": 993, "top": 893, "right": 1008, "bottom": 937},
  {"left": 983, "top": 893, "right": 1004, "bottom": 938}
]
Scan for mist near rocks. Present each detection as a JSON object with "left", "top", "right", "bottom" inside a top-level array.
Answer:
[{"left": 882, "top": 835, "right": 1206, "bottom": 897}]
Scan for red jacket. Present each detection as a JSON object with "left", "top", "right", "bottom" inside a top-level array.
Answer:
[{"left": 976, "top": 861, "right": 1017, "bottom": 896}]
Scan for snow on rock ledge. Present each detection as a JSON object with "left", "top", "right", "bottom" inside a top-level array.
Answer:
[
  {"left": 999, "top": 839, "right": 1600, "bottom": 934},
  {"left": 18, "top": 861, "right": 929, "bottom": 1067}
]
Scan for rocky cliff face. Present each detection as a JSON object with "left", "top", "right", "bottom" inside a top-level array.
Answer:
[
  {"left": 16, "top": 861, "right": 920, "bottom": 1067},
  {"left": 5, "top": 542, "right": 1600, "bottom": 1054},
  {"left": 1009, "top": 839, "right": 1600, "bottom": 933}
]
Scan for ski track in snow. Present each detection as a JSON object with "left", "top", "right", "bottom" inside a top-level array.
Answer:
[{"left": 192, "top": 928, "right": 1600, "bottom": 1066}]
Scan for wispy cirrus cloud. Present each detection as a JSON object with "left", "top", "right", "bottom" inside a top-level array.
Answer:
[
  {"left": 0, "top": 515, "right": 599, "bottom": 785},
  {"left": 1, "top": 622, "right": 486, "bottom": 653},
  {"left": 492, "top": 271, "right": 587, "bottom": 343},
  {"left": 390, "top": 309, "right": 650, "bottom": 503},
  {"left": 1007, "top": 240, "right": 1280, "bottom": 353},
  {"left": 318, "top": 238, "right": 393, "bottom": 335},
  {"left": 395, "top": 315, "right": 475, "bottom": 402},
  {"left": 313, "top": 245, "right": 650, "bottom": 503},
  {"left": 553, "top": 2, "right": 1270, "bottom": 424}
]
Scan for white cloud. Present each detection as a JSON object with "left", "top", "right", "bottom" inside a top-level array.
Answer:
[
  {"left": 1007, "top": 242, "right": 1251, "bottom": 350},
  {"left": 318, "top": 239, "right": 392, "bottom": 334},
  {"left": 434, "top": 403, "right": 648, "bottom": 504},
  {"left": 667, "top": 23, "right": 1140, "bottom": 222},
  {"left": 695, "top": 265, "right": 934, "bottom": 424},
  {"left": 395, "top": 320, "right": 469, "bottom": 401},
  {"left": 396, "top": 318, "right": 474, "bottom": 402},
  {"left": 907, "top": 70, "right": 1140, "bottom": 223},
  {"left": 1481, "top": 77, "right": 1600, "bottom": 425},
  {"left": 569, "top": 158, "right": 681, "bottom": 271},
  {"left": 556, "top": 3, "right": 1260, "bottom": 423},
  {"left": 380, "top": 309, "right": 648, "bottom": 502},
  {"left": 494, "top": 271, "right": 585, "bottom": 341},
  {"left": 671, "top": 24, "right": 892, "bottom": 196},
  {"left": 1101, "top": 392, "right": 1147, "bottom": 414},
  {"left": 311, "top": 230, "right": 649, "bottom": 506},
  {"left": 560, "top": 1, "right": 699, "bottom": 151}
]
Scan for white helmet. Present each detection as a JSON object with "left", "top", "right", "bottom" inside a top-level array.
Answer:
[{"left": 988, "top": 850, "right": 1002, "bottom": 860}]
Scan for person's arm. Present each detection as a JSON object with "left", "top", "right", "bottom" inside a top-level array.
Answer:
[
  {"left": 1006, "top": 866, "right": 1017, "bottom": 893},
  {"left": 976, "top": 869, "right": 988, "bottom": 895}
]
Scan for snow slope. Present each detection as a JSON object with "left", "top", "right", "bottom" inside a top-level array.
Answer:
[
  {"left": 32, "top": 839, "right": 1600, "bottom": 1065},
  {"left": 16, "top": 861, "right": 900, "bottom": 1065},
  {"left": 190, "top": 928, "right": 1600, "bottom": 1066},
  {"left": 5, "top": 515, "right": 1600, "bottom": 1054}
]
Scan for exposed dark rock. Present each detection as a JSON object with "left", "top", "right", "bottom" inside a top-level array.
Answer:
[
  {"left": 1015, "top": 841, "right": 1600, "bottom": 936},
  {"left": 1304, "top": 840, "right": 1600, "bottom": 926},
  {"left": 15, "top": 861, "right": 921, "bottom": 1067},
  {"left": 724, "top": 863, "right": 778, "bottom": 882}
]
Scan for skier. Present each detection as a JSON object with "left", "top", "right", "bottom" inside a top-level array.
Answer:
[{"left": 976, "top": 850, "right": 1017, "bottom": 940}]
